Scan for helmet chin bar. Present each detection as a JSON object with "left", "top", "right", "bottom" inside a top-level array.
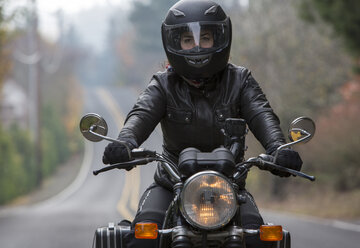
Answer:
[{"left": 185, "top": 54, "right": 211, "bottom": 68}]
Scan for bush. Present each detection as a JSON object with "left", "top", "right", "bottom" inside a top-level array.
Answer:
[
  {"left": 0, "top": 103, "right": 81, "bottom": 204},
  {"left": 299, "top": 78, "right": 360, "bottom": 191},
  {"left": 0, "top": 125, "right": 27, "bottom": 204}
]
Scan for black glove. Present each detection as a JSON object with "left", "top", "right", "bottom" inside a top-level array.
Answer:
[
  {"left": 102, "top": 141, "right": 135, "bottom": 170},
  {"left": 271, "top": 148, "right": 302, "bottom": 177}
]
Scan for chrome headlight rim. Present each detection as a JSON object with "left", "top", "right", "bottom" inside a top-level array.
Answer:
[{"left": 179, "top": 170, "right": 237, "bottom": 230}]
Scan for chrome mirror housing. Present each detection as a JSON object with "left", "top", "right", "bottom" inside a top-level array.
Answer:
[
  {"left": 79, "top": 113, "right": 108, "bottom": 142},
  {"left": 288, "top": 116, "right": 316, "bottom": 143}
]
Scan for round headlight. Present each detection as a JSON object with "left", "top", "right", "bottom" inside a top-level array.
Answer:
[{"left": 180, "top": 171, "right": 237, "bottom": 230}]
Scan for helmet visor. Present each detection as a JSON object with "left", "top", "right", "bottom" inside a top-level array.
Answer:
[{"left": 163, "top": 19, "right": 230, "bottom": 55}]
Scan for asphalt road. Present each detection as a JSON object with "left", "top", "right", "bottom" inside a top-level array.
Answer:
[{"left": 0, "top": 86, "right": 359, "bottom": 248}]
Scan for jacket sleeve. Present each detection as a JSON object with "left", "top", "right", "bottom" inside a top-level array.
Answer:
[
  {"left": 117, "top": 78, "right": 166, "bottom": 147},
  {"left": 239, "top": 72, "right": 286, "bottom": 154}
]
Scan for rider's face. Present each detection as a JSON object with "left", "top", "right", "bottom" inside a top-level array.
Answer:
[{"left": 180, "top": 30, "right": 214, "bottom": 50}]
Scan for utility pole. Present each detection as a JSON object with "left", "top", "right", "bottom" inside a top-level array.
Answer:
[
  {"left": 15, "top": 0, "right": 65, "bottom": 186},
  {"left": 26, "top": 0, "right": 42, "bottom": 184}
]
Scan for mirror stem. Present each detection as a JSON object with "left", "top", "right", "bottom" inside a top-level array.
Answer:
[{"left": 272, "top": 130, "right": 311, "bottom": 163}]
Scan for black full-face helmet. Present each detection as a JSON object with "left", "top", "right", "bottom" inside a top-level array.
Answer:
[{"left": 161, "top": 0, "right": 232, "bottom": 81}]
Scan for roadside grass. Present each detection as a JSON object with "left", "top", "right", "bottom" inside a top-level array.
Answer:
[
  {"left": 247, "top": 170, "right": 360, "bottom": 221},
  {"left": 256, "top": 187, "right": 360, "bottom": 220}
]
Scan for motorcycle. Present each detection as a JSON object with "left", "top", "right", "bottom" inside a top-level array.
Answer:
[{"left": 79, "top": 114, "right": 316, "bottom": 248}]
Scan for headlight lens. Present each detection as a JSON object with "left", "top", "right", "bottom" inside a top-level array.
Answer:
[{"left": 180, "top": 171, "right": 237, "bottom": 230}]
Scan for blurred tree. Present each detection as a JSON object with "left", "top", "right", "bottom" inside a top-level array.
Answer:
[
  {"left": 39, "top": 25, "right": 85, "bottom": 158},
  {"left": 0, "top": 0, "right": 12, "bottom": 93},
  {"left": 0, "top": 125, "right": 26, "bottom": 204},
  {"left": 299, "top": 76, "right": 360, "bottom": 191},
  {"left": 231, "top": 0, "right": 352, "bottom": 123},
  {"left": 299, "top": 0, "right": 360, "bottom": 71},
  {"left": 0, "top": 0, "right": 34, "bottom": 204},
  {"left": 8, "top": 125, "right": 37, "bottom": 189},
  {"left": 229, "top": 0, "right": 352, "bottom": 197},
  {"left": 94, "top": 9, "right": 129, "bottom": 87},
  {"left": 130, "top": 0, "right": 177, "bottom": 54},
  {"left": 0, "top": 4, "right": 85, "bottom": 204},
  {"left": 295, "top": 0, "right": 360, "bottom": 192},
  {"left": 118, "top": 0, "right": 177, "bottom": 86}
]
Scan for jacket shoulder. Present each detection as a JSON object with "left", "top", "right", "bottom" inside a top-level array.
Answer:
[
  {"left": 221, "top": 63, "right": 252, "bottom": 90},
  {"left": 226, "top": 63, "right": 251, "bottom": 78},
  {"left": 152, "top": 69, "right": 179, "bottom": 86}
]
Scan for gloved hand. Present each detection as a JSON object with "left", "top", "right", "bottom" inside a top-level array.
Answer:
[
  {"left": 102, "top": 141, "right": 135, "bottom": 170},
  {"left": 271, "top": 148, "right": 302, "bottom": 177}
]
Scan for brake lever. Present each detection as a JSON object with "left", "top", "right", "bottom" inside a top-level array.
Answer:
[
  {"left": 93, "top": 157, "right": 156, "bottom": 175},
  {"left": 259, "top": 157, "right": 315, "bottom": 182}
]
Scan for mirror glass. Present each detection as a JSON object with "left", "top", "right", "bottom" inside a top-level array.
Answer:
[
  {"left": 79, "top": 113, "right": 108, "bottom": 142},
  {"left": 288, "top": 116, "right": 316, "bottom": 143}
]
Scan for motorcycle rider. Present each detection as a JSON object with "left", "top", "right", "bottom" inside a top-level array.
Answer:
[{"left": 102, "top": 0, "right": 303, "bottom": 247}]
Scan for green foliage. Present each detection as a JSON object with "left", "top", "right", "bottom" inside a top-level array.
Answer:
[
  {"left": 0, "top": 1, "right": 4, "bottom": 22},
  {"left": 8, "top": 125, "right": 37, "bottom": 189},
  {"left": 41, "top": 104, "right": 70, "bottom": 177},
  {"left": 299, "top": 0, "right": 360, "bottom": 58},
  {"left": 0, "top": 0, "right": 11, "bottom": 90},
  {"left": 0, "top": 0, "right": 84, "bottom": 203},
  {"left": 0, "top": 125, "right": 29, "bottom": 204},
  {"left": 0, "top": 103, "right": 76, "bottom": 204}
]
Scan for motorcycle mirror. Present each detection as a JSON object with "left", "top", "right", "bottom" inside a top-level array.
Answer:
[
  {"left": 288, "top": 116, "right": 316, "bottom": 143},
  {"left": 79, "top": 113, "right": 108, "bottom": 142}
]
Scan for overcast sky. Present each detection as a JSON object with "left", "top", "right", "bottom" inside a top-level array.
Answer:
[
  {"left": 37, "top": 0, "right": 132, "bottom": 14},
  {"left": 6, "top": 0, "right": 133, "bottom": 40},
  {"left": 7, "top": 0, "right": 247, "bottom": 51}
]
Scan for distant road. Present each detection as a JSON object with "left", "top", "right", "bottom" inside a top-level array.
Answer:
[{"left": 0, "top": 86, "right": 359, "bottom": 248}]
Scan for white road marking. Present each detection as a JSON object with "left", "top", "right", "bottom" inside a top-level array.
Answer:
[
  {"left": 263, "top": 210, "right": 360, "bottom": 233},
  {"left": 34, "top": 140, "right": 94, "bottom": 209},
  {"left": 331, "top": 220, "right": 360, "bottom": 233},
  {"left": 0, "top": 139, "right": 94, "bottom": 217}
]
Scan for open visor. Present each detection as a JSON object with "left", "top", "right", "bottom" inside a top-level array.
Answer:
[{"left": 163, "top": 19, "right": 230, "bottom": 55}]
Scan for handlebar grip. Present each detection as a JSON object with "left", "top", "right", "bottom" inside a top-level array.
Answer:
[
  {"left": 258, "top": 154, "right": 274, "bottom": 163},
  {"left": 131, "top": 148, "right": 157, "bottom": 158}
]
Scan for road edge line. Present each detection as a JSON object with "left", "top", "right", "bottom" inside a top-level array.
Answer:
[{"left": 32, "top": 140, "right": 93, "bottom": 209}]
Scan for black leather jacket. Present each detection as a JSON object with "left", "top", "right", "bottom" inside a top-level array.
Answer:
[{"left": 118, "top": 63, "right": 286, "bottom": 188}]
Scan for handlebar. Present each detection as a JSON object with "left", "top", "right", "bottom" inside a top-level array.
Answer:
[
  {"left": 93, "top": 150, "right": 182, "bottom": 183},
  {"left": 235, "top": 154, "right": 315, "bottom": 182},
  {"left": 93, "top": 157, "right": 156, "bottom": 175},
  {"left": 93, "top": 148, "right": 315, "bottom": 182}
]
